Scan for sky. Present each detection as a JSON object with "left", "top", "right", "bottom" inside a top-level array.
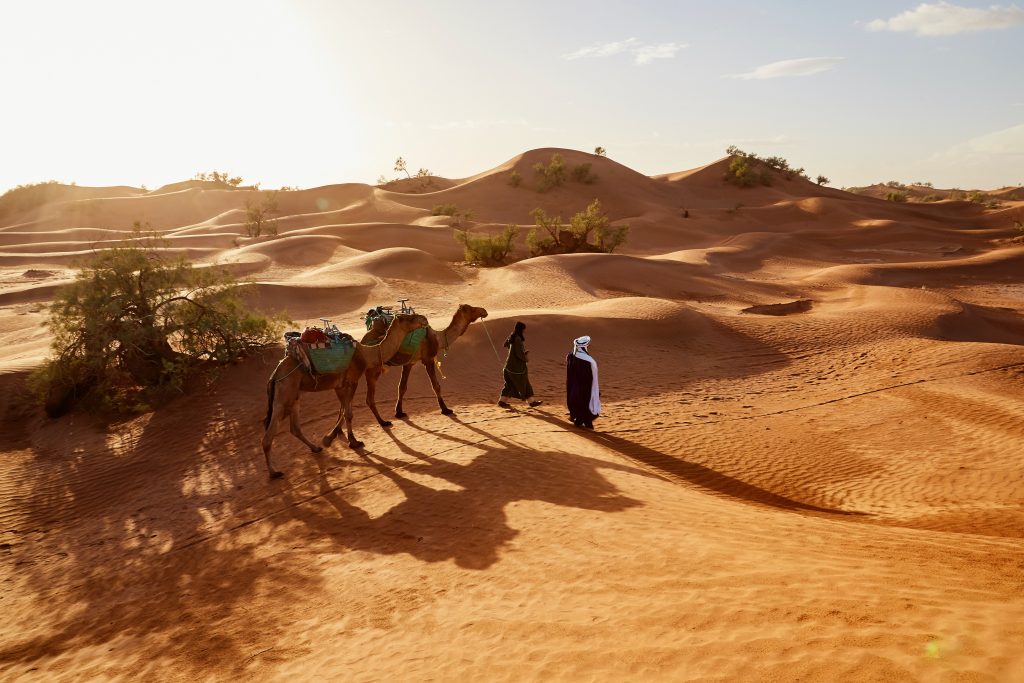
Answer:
[{"left": 1, "top": 0, "right": 1022, "bottom": 194}]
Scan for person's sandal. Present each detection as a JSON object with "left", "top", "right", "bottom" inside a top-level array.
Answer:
[{"left": 528, "top": 400, "right": 543, "bottom": 408}]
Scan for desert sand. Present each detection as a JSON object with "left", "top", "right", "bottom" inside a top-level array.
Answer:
[{"left": 1, "top": 148, "right": 1023, "bottom": 681}]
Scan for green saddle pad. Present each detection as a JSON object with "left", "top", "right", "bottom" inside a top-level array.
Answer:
[
  {"left": 307, "top": 343, "right": 356, "bottom": 374},
  {"left": 399, "top": 327, "right": 427, "bottom": 356}
]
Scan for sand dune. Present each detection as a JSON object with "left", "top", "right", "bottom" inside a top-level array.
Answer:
[{"left": 2, "top": 148, "right": 1023, "bottom": 681}]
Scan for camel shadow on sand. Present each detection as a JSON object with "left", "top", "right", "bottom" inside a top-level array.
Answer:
[{"left": 278, "top": 414, "right": 655, "bottom": 570}]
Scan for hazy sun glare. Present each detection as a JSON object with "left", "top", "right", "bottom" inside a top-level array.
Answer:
[{"left": 1, "top": 1, "right": 359, "bottom": 192}]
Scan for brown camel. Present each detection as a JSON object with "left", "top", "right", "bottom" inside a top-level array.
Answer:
[
  {"left": 262, "top": 312, "right": 429, "bottom": 478},
  {"left": 360, "top": 303, "right": 488, "bottom": 427}
]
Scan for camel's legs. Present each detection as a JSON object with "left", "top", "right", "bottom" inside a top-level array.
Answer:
[
  {"left": 422, "top": 359, "right": 453, "bottom": 415},
  {"left": 393, "top": 363, "right": 414, "bottom": 418},
  {"left": 341, "top": 381, "right": 364, "bottom": 449},
  {"left": 262, "top": 377, "right": 293, "bottom": 478},
  {"left": 289, "top": 401, "right": 322, "bottom": 454},
  {"left": 364, "top": 367, "right": 392, "bottom": 428},
  {"left": 322, "top": 387, "right": 346, "bottom": 448},
  {"left": 262, "top": 404, "right": 285, "bottom": 478}
]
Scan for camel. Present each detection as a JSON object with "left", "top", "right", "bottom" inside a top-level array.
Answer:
[
  {"left": 262, "top": 312, "right": 429, "bottom": 478},
  {"left": 360, "top": 303, "right": 489, "bottom": 427}
]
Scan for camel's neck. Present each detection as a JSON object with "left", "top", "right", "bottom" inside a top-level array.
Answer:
[{"left": 439, "top": 311, "right": 472, "bottom": 348}]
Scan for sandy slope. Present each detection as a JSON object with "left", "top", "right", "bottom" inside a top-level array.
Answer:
[{"left": 1, "top": 149, "right": 1023, "bottom": 682}]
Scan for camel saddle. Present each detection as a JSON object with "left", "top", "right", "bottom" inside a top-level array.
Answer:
[{"left": 284, "top": 328, "right": 356, "bottom": 375}]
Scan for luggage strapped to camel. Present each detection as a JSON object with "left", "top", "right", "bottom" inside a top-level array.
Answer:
[{"left": 283, "top": 317, "right": 356, "bottom": 375}]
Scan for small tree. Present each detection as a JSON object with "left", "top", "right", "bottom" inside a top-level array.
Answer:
[
  {"left": 454, "top": 225, "right": 518, "bottom": 266},
  {"left": 244, "top": 191, "right": 279, "bottom": 238},
  {"left": 394, "top": 156, "right": 410, "bottom": 178},
  {"left": 533, "top": 153, "right": 566, "bottom": 192},
  {"left": 816, "top": 175, "right": 830, "bottom": 186},
  {"left": 594, "top": 146, "right": 607, "bottom": 157},
  {"left": 35, "top": 227, "right": 284, "bottom": 415},
  {"left": 526, "top": 207, "right": 563, "bottom": 255}
]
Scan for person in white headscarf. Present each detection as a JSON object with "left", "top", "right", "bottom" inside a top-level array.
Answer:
[{"left": 565, "top": 335, "right": 600, "bottom": 428}]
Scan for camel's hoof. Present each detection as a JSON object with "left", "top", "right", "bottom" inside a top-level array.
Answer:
[
  {"left": 379, "top": 421, "right": 393, "bottom": 428},
  {"left": 311, "top": 445, "right": 323, "bottom": 453},
  {"left": 441, "top": 408, "right": 455, "bottom": 416},
  {"left": 321, "top": 436, "right": 333, "bottom": 447},
  {"left": 269, "top": 470, "right": 284, "bottom": 479},
  {"left": 348, "top": 440, "right": 365, "bottom": 450},
  {"left": 395, "top": 411, "right": 408, "bottom": 419}
]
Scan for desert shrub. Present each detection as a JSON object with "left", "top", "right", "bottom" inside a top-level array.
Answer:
[
  {"left": 34, "top": 227, "right": 284, "bottom": 416},
  {"left": 725, "top": 156, "right": 772, "bottom": 187},
  {"left": 816, "top": 175, "right": 830, "bottom": 186},
  {"left": 533, "top": 153, "right": 566, "bottom": 192},
  {"left": 886, "top": 192, "right": 907, "bottom": 203},
  {"left": 1014, "top": 220, "right": 1023, "bottom": 232},
  {"left": 245, "top": 191, "right": 279, "bottom": 238},
  {"left": 527, "top": 199, "right": 627, "bottom": 256},
  {"left": 920, "top": 194, "right": 942, "bottom": 202},
  {"left": 432, "top": 203, "right": 459, "bottom": 217},
  {"left": 570, "top": 163, "right": 598, "bottom": 184},
  {"left": 0, "top": 180, "right": 68, "bottom": 220},
  {"left": 594, "top": 146, "right": 607, "bottom": 157},
  {"left": 726, "top": 146, "right": 809, "bottom": 181},
  {"left": 194, "top": 171, "right": 243, "bottom": 186},
  {"left": 948, "top": 189, "right": 963, "bottom": 201},
  {"left": 508, "top": 170, "right": 522, "bottom": 187},
  {"left": 885, "top": 180, "right": 906, "bottom": 189},
  {"left": 454, "top": 225, "right": 518, "bottom": 266}
]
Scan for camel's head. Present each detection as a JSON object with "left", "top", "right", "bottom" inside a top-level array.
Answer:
[
  {"left": 391, "top": 313, "right": 429, "bottom": 331},
  {"left": 458, "top": 303, "right": 488, "bottom": 323}
]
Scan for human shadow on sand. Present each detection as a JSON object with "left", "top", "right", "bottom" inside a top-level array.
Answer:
[
  {"left": 525, "top": 411, "right": 864, "bottom": 517},
  {"left": 277, "top": 416, "right": 654, "bottom": 571}
]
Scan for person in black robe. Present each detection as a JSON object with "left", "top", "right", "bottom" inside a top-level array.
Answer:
[
  {"left": 566, "top": 335, "right": 601, "bottom": 428},
  {"left": 498, "top": 321, "right": 543, "bottom": 409}
]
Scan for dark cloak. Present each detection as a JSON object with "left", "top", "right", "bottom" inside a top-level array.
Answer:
[
  {"left": 500, "top": 335, "right": 534, "bottom": 399},
  {"left": 566, "top": 353, "right": 598, "bottom": 426}
]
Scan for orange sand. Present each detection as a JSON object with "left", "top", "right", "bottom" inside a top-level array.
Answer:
[{"left": 2, "top": 149, "right": 1023, "bottom": 681}]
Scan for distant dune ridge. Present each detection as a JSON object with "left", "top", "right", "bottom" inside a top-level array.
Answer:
[{"left": 2, "top": 148, "right": 1024, "bottom": 681}]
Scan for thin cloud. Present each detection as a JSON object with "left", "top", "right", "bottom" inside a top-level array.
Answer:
[
  {"left": 633, "top": 43, "right": 686, "bottom": 64},
  {"left": 730, "top": 57, "right": 844, "bottom": 80},
  {"left": 865, "top": 2, "right": 1024, "bottom": 36},
  {"left": 563, "top": 38, "right": 686, "bottom": 65}
]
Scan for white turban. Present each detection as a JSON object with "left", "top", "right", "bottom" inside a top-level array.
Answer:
[{"left": 573, "top": 335, "right": 591, "bottom": 352}]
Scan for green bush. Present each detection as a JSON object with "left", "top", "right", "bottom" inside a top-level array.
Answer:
[
  {"left": 34, "top": 227, "right": 284, "bottom": 416},
  {"left": 454, "top": 225, "right": 518, "bottom": 266},
  {"left": 571, "top": 163, "right": 598, "bottom": 184},
  {"left": 527, "top": 199, "right": 627, "bottom": 256},
  {"left": 533, "top": 153, "right": 567, "bottom": 192},
  {"left": 725, "top": 156, "right": 772, "bottom": 187},
  {"left": 432, "top": 203, "right": 459, "bottom": 216},
  {"left": 886, "top": 192, "right": 907, "bottom": 203},
  {"left": 816, "top": 175, "right": 830, "bottom": 186},
  {"left": 725, "top": 146, "right": 809, "bottom": 182},
  {"left": 594, "top": 146, "right": 607, "bottom": 157},
  {"left": 508, "top": 170, "right": 522, "bottom": 187}
]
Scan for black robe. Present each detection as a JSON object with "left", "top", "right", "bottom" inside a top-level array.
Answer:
[{"left": 566, "top": 353, "right": 598, "bottom": 427}]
